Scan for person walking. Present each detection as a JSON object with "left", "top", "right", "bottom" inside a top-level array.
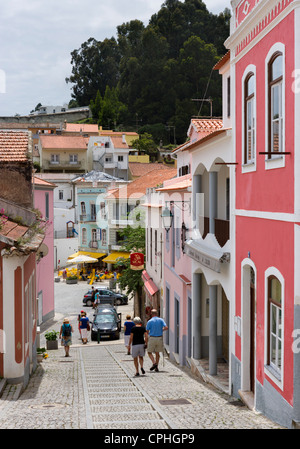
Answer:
[
  {"left": 80, "top": 311, "right": 90, "bottom": 344},
  {"left": 59, "top": 318, "right": 73, "bottom": 357},
  {"left": 146, "top": 309, "right": 168, "bottom": 372},
  {"left": 128, "top": 317, "right": 148, "bottom": 377},
  {"left": 123, "top": 315, "right": 135, "bottom": 355}
]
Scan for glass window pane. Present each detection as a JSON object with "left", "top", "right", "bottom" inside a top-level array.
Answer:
[
  {"left": 270, "top": 278, "right": 281, "bottom": 304},
  {"left": 278, "top": 308, "right": 282, "bottom": 339},
  {"left": 272, "top": 85, "right": 280, "bottom": 120},
  {"left": 271, "top": 55, "right": 283, "bottom": 81},
  {"left": 271, "top": 304, "right": 277, "bottom": 334},
  {"left": 246, "top": 75, "right": 254, "bottom": 96},
  {"left": 271, "top": 335, "right": 276, "bottom": 364},
  {"left": 278, "top": 339, "right": 282, "bottom": 368}
]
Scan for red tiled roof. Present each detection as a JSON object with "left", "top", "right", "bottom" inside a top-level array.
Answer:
[
  {"left": 129, "top": 162, "right": 174, "bottom": 177},
  {"left": 213, "top": 51, "right": 230, "bottom": 71},
  {"left": 190, "top": 119, "right": 223, "bottom": 136},
  {"left": 110, "top": 136, "right": 129, "bottom": 149},
  {"left": 39, "top": 135, "right": 88, "bottom": 149},
  {"left": 157, "top": 174, "right": 192, "bottom": 192},
  {"left": 107, "top": 168, "right": 177, "bottom": 200},
  {"left": 34, "top": 176, "right": 56, "bottom": 188},
  {"left": 0, "top": 218, "right": 29, "bottom": 242},
  {"left": 64, "top": 123, "right": 99, "bottom": 133},
  {"left": 0, "top": 131, "right": 30, "bottom": 162}
]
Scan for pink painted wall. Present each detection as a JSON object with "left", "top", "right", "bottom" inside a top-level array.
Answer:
[
  {"left": 235, "top": 12, "right": 295, "bottom": 213},
  {"left": 164, "top": 190, "right": 192, "bottom": 350},
  {"left": 234, "top": 10, "right": 295, "bottom": 405},
  {"left": 235, "top": 217, "right": 294, "bottom": 404},
  {"left": 34, "top": 185, "right": 54, "bottom": 319}
]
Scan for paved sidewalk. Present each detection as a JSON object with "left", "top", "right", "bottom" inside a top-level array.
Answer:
[{"left": 0, "top": 318, "right": 283, "bottom": 429}]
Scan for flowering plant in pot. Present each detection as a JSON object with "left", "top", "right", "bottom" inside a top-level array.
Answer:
[
  {"left": 44, "top": 330, "right": 59, "bottom": 350},
  {"left": 37, "top": 347, "right": 48, "bottom": 362},
  {"left": 66, "top": 275, "right": 78, "bottom": 284}
]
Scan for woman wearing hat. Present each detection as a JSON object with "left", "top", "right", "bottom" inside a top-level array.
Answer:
[{"left": 59, "top": 318, "right": 73, "bottom": 357}]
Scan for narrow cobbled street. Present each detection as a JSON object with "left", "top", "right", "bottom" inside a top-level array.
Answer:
[{"left": 0, "top": 329, "right": 282, "bottom": 430}]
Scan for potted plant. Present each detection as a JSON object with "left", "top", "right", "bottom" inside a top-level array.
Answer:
[
  {"left": 37, "top": 347, "right": 45, "bottom": 362},
  {"left": 66, "top": 275, "right": 78, "bottom": 284},
  {"left": 44, "top": 330, "right": 59, "bottom": 350},
  {"left": 37, "top": 347, "right": 47, "bottom": 362}
]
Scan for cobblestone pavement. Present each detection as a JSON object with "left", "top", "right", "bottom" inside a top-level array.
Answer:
[{"left": 0, "top": 319, "right": 283, "bottom": 429}]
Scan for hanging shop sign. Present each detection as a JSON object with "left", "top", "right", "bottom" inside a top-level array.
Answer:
[{"left": 130, "top": 252, "right": 144, "bottom": 270}]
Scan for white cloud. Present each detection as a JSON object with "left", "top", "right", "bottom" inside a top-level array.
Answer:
[{"left": 0, "top": 0, "right": 231, "bottom": 116}]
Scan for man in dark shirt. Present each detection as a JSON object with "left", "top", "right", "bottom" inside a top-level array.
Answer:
[{"left": 129, "top": 317, "right": 148, "bottom": 376}]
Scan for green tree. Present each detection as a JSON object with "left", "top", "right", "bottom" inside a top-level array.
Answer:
[
  {"left": 115, "top": 226, "right": 145, "bottom": 317},
  {"left": 90, "top": 90, "right": 103, "bottom": 122},
  {"left": 66, "top": 37, "right": 120, "bottom": 105},
  {"left": 131, "top": 133, "right": 158, "bottom": 156}
]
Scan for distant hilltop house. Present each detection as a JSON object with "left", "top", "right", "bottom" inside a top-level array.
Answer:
[{"left": 30, "top": 104, "right": 90, "bottom": 116}]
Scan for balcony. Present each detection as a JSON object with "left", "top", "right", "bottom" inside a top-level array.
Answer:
[
  {"left": 202, "top": 217, "right": 230, "bottom": 248},
  {"left": 80, "top": 214, "right": 97, "bottom": 222},
  {"left": 44, "top": 160, "right": 82, "bottom": 170}
]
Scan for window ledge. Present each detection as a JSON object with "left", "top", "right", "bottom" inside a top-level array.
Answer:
[
  {"left": 242, "top": 161, "right": 256, "bottom": 174},
  {"left": 265, "top": 155, "right": 285, "bottom": 170},
  {"left": 264, "top": 364, "right": 283, "bottom": 390}
]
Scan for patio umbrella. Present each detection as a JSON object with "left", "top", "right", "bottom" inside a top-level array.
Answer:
[{"left": 66, "top": 255, "right": 98, "bottom": 264}]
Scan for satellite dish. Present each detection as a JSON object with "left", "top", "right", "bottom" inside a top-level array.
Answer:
[{"left": 37, "top": 243, "right": 49, "bottom": 259}]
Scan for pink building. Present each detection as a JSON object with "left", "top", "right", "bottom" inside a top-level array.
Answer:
[
  {"left": 0, "top": 130, "right": 45, "bottom": 387},
  {"left": 158, "top": 174, "right": 192, "bottom": 366},
  {"left": 226, "top": 0, "right": 300, "bottom": 428},
  {"left": 34, "top": 176, "right": 55, "bottom": 324}
]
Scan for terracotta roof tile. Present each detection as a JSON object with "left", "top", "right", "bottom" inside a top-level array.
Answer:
[
  {"left": 129, "top": 162, "right": 174, "bottom": 177},
  {"left": 0, "top": 131, "right": 30, "bottom": 162},
  {"left": 157, "top": 174, "right": 192, "bottom": 192},
  {"left": 64, "top": 123, "right": 99, "bottom": 133},
  {"left": 107, "top": 168, "right": 177, "bottom": 200},
  {"left": 34, "top": 176, "right": 56, "bottom": 188},
  {"left": 0, "top": 219, "right": 28, "bottom": 241},
  {"left": 110, "top": 136, "right": 129, "bottom": 149},
  {"left": 39, "top": 135, "right": 88, "bottom": 149},
  {"left": 190, "top": 119, "right": 223, "bottom": 137}
]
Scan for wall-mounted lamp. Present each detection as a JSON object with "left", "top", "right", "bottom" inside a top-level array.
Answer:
[{"left": 161, "top": 206, "right": 173, "bottom": 233}]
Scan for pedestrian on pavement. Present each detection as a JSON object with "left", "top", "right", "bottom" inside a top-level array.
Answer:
[
  {"left": 124, "top": 315, "right": 135, "bottom": 355},
  {"left": 80, "top": 311, "right": 90, "bottom": 344},
  {"left": 93, "top": 288, "right": 100, "bottom": 309},
  {"left": 146, "top": 309, "right": 168, "bottom": 372},
  {"left": 129, "top": 317, "right": 148, "bottom": 377},
  {"left": 59, "top": 318, "right": 73, "bottom": 357},
  {"left": 77, "top": 310, "right": 85, "bottom": 340}
]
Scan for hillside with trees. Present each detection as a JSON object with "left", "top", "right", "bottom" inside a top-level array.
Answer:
[{"left": 65, "top": 0, "right": 230, "bottom": 144}]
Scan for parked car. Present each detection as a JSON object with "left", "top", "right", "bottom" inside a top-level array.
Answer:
[
  {"left": 91, "top": 307, "right": 121, "bottom": 340},
  {"left": 83, "top": 287, "right": 128, "bottom": 307}
]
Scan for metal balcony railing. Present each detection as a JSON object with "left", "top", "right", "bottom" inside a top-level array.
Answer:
[{"left": 79, "top": 214, "right": 97, "bottom": 222}]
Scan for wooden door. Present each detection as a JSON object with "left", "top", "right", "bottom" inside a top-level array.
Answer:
[{"left": 222, "top": 291, "right": 229, "bottom": 362}]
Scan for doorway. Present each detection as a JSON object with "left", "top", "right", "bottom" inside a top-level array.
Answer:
[
  {"left": 222, "top": 290, "right": 229, "bottom": 362},
  {"left": 241, "top": 264, "right": 256, "bottom": 394}
]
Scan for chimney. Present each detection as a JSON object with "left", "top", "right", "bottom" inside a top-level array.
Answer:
[{"left": 122, "top": 134, "right": 126, "bottom": 144}]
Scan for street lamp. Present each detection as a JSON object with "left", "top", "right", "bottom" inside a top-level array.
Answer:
[{"left": 161, "top": 206, "right": 173, "bottom": 233}]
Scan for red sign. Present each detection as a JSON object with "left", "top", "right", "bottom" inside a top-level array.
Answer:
[{"left": 130, "top": 253, "right": 144, "bottom": 270}]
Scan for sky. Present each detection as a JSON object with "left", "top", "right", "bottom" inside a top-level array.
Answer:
[{"left": 0, "top": 0, "right": 231, "bottom": 117}]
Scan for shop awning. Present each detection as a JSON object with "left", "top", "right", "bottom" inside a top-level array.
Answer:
[
  {"left": 142, "top": 270, "right": 159, "bottom": 296},
  {"left": 184, "top": 238, "right": 230, "bottom": 273},
  {"left": 68, "top": 251, "right": 107, "bottom": 260},
  {"left": 144, "top": 279, "right": 159, "bottom": 296},
  {"left": 102, "top": 252, "right": 130, "bottom": 264}
]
